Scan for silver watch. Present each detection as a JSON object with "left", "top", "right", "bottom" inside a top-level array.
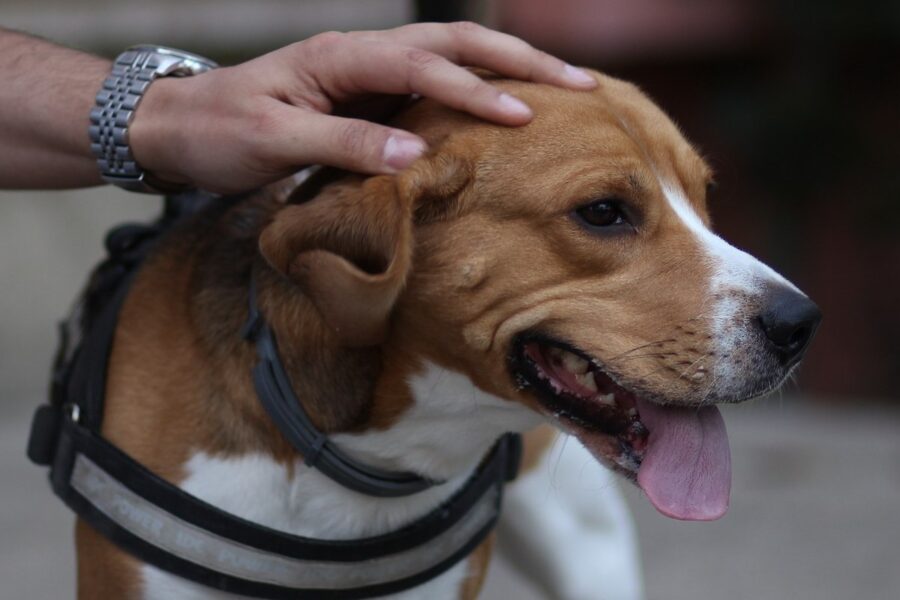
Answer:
[{"left": 89, "top": 45, "right": 218, "bottom": 194}]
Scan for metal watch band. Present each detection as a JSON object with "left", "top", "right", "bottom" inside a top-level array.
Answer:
[{"left": 89, "top": 46, "right": 217, "bottom": 194}]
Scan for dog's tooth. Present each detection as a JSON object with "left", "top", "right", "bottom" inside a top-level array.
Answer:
[
  {"left": 562, "top": 351, "right": 589, "bottom": 375},
  {"left": 598, "top": 393, "right": 616, "bottom": 406},
  {"left": 576, "top": 371, "right": 598, "bottom": 392}
]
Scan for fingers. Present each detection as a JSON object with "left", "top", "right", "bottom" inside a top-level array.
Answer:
[
  {"left": 265, "top": 106, "right": 426, "bottom": 174},
  {"left": 348, "top": 22, "right": 597, "bottom": 90},
  {"left": 291, "top": 33, "right": 539, "bottom": 126},
  {"left": 180, "top": 25, "right": 598, "bottom": 190}
]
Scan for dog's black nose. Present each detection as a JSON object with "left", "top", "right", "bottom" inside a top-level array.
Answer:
[{"left": 758, "top": 287, "right": 821, "bottom": 368}]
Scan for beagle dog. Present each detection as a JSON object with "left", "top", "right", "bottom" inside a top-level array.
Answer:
[{"left": 75, "top": 70, "right": 819, "bottom": 599}]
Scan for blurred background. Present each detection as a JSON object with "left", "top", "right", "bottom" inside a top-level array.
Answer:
[{"left": 1, "top": 1, "right": 898, "bottom": 598}]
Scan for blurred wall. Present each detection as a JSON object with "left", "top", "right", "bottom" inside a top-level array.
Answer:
[
  {"left": 2, "top": 0, "right": 411, "bottom": 58},
  {"left": 0, "top": 189, "right": 156, "bottom": 399}
]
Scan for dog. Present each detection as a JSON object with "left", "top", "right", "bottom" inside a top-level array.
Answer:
[{"left": 74, "top": 69, "right": 820, "bottom": 599}]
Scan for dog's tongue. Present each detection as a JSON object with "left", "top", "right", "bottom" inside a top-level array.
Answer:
[{"left": 635, "top": 398, "right": 731, "bottom": 521}]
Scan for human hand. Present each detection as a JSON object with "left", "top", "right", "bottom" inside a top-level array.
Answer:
[{"left": 128, "top": 22, "right": 597, "bottom": 194}]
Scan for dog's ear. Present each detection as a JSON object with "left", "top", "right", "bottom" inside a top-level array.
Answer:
[{"left": 259, "top": 156, "right": 470, "bottom": 347}]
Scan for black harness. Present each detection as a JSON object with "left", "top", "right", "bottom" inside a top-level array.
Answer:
[{"left": 27, "top": 195, "right": 521, "bottom": 599}]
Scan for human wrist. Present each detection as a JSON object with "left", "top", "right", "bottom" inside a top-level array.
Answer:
[{"left": 128, "top": 76, "right": 192, "bottom": 186}]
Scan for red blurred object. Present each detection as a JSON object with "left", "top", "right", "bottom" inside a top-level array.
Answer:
[{"left": 495, "top": 0, "right": 764, "bottom": 64}]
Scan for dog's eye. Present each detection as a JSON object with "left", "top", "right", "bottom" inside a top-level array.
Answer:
[{"left": 576, "top": 200, "right": 628, "bottom": 228}]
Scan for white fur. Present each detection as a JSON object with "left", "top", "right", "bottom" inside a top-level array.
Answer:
[
  {"left": 498, "top": 435, "right": 644, "bottom": 600},
  {"left": 332, "top": 365, "right": 544, "bottom": 479},
  {"left": 659, "top": 181, "right": 797, "bottom": 296},
  {"left": 141, "top": 362, "right": 542, "bottom": 599},
  {"left": 659, "top": 180, "right": 802, "bottom": 388}
]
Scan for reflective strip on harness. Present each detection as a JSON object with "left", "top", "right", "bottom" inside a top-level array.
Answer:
[{"left": 70, "top": 454, "right": 499, "bottom": 590}]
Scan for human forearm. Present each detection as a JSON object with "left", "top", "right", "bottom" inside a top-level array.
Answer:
[
  {"left": 0, "top": 23, "right": 596, "bottom": 194},
  {"left": 0, "top": 28, "right": 108, "bottom": 188}
]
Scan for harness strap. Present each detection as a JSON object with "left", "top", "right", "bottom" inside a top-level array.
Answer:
[
  {"left": 243, "top": 276, "right": 445, "bottom": 497},
  {"left": 42, "top": 415, "right": 517, "bottom": 599},
  {"left": 26, "top": 193, "right": 524, "bottom": 598}
]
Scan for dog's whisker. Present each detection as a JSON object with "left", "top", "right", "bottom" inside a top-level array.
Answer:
[
  {"left": 604, "top": 307, "right": 715, "bottom": 364},
  {"left": 607, "top": 352, "right": 674, "bottom": 363},
  {"left": 549, "top": 433, "right": 571, "bottom": 495},
  {"left": 676, "top": 355, "right": 708, "bottom": 382},
  {"left": 606, "top": 339, "right": 670, "bottom": 361}
]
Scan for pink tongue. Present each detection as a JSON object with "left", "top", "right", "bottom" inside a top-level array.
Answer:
[{"left": 635, "top": 398, "right": 731, "bottom": 521}]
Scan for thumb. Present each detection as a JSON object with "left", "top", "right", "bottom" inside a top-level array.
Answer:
[{"left": 273, "top": 110, "right": 427, "bottom": 174}]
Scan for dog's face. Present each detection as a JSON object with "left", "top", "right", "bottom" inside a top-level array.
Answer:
[{"left": 261, "top": 72, "right": 820, "bottom": 521}]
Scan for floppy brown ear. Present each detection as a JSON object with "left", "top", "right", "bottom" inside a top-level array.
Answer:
[{"left": 259, "top": 157, "right": 469, "bottom": 347}]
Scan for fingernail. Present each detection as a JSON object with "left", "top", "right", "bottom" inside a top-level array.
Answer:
[
  {"left": 383, "top": 135, "right": 426, "bottom": 171},
  {"left": 498, "top": 93, "right": 532, "bottom": 118},
  {"left": 564, "top": 64, "right": 597, "bottom": 87}
]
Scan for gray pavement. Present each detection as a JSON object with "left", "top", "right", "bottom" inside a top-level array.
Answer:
[
  {"left": 625, "top": 400, "right": 900, "bottom": 600},
  {"left": 3, "top": 396, "right": 899, "bottom": 599}
]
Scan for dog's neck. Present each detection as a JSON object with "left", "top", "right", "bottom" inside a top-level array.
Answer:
[
  {"left": 239, "top": 277, "right": 539, "bottom": 482},
  {"left": 331, "top": 360, "right": 541, "bottom": 479},
  {"left": 184, "top": 196, "right": 538, "bottom": 484}
]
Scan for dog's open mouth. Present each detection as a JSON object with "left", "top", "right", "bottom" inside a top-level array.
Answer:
[{"left": 512, "top": 334, "right": 732, "bottom": 521}]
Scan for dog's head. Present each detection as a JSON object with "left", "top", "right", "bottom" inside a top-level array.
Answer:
[{"left": 259, "top": 71, "right": 820, "bottom": 521}]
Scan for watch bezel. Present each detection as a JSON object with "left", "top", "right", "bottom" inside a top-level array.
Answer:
[{"left": 129, "top": 45, "right": 219, "bottom": 77}]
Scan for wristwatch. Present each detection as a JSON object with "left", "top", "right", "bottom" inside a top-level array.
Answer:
[{"left": 89, "top": 45, "right": 218, "bottom": 193}]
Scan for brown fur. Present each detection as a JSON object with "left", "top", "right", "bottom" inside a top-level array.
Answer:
[
  {"left": 461, "top": 535, "right": 495, "bottom": 600},
  {"left": 78, "top": 71, "right": 720, "bottom": 598},
  {"left": 520, "top": 425, "right": 560, "bottom": 474}
]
